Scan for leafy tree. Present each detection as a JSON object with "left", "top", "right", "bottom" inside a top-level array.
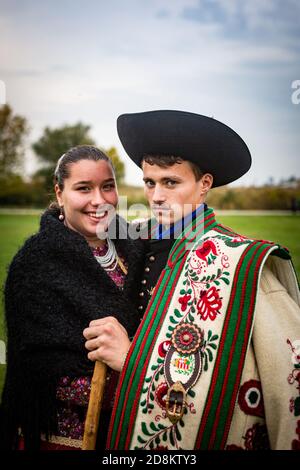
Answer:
[
  {"left": 106, "top": 146, "right": 125, "bottom": 184},
  {"left": 32, "top": 122, "right": 95, "bottom": 189},
  {"left": 0, "top": 104, "right": 29, "bottom": 176}
]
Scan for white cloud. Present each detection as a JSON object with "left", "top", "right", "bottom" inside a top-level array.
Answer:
[{"left": 0, "top": 0, "right": 299, "bottom": 186}]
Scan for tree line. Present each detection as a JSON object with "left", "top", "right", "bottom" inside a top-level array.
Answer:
[
  {"left": 0, "top": 104, "right": 299, "bottom": 210},
  {"left": 0, "top": 104, "right": 125, "bottom": 207}
]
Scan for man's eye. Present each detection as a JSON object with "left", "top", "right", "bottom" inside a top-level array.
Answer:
[
  {"left": 77, "top": 186, "right": 90, "bottom": 191},
  {"left": 145, "top": 180, "right": 155, "bottom": 188},
  {"left": 166, "top": 180, "right": 177, "bottom": 187}
]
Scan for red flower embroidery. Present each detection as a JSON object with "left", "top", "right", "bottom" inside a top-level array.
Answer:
[
  {"left": 292, "top": 420, "right": 300, "bottom": 449},
  {"left": 195, "top": 240, "right": 217, "bottom": 264},
  {"left": 232, "top": 235, "right": 247, "bottom": 243},
  {"left": 158, "top": 340, "right": 171, "bottom": 358},
  {"left": 178, "top": 294, "right": 191, "bottom": 311},
  {"left": 197, "top": 286, "right": 222, "bottom": 320},
  {"left": 244, "top": 423, "right": 270, "bottom": 450},
  {"left": 155, "top": 382, "right": 168, "bottom": 409},
  {"left": 238, "top": 379, "right": 265, "bottom": 418}
]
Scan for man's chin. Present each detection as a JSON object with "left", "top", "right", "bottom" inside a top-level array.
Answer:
[{"left": 154, "top": 213, "right": 174, "bottom": 226}]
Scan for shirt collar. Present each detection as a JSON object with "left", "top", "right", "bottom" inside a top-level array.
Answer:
[{"left": 155, "top": 203, "right": 207, "bottom": 240}]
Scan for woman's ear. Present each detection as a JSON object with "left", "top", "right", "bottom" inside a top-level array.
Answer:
[{"left": 54, "top": 183, "right": 63, "bottom": 207}]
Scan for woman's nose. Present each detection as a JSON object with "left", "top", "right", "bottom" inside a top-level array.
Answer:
[{"left": 91, "top": 189, "right": 106, "bottom": 206}]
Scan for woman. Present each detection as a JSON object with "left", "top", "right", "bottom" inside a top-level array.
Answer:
[{"left": 0, "top": 145, "right": 144, "bottom": 450}]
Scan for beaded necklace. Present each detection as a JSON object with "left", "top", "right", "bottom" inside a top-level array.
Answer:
[{"left": 93, "top": 238, "right": 127, "bottom": 275}]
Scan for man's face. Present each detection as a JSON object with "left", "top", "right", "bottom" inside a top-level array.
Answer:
[{"left": 142, "top": 160, "right": 211, "bottom": 225}]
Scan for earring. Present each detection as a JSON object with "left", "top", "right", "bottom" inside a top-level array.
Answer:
[{"left": 59, "top": 207, "right": 64, "bottom": 221}]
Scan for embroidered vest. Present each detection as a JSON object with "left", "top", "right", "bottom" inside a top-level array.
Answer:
[{"left": 107, "top": 208, "right": 292, "bottom": 450}]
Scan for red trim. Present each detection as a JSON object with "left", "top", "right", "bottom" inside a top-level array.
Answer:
[
  {"left": 107, "top": 267, "right": 167, "bottom": 445},
  {"left": 195, "top": 242, "right": 265, "bottom": 447},
  {"left": 214, "top": 224, "right": 241, "bottom": 237},
  {"left": 111, "top": 255, "right": 186, "bottom": 448},
  {"left": 168, "top": 213, "right": 216, "bottom": 268},
  {"left": 209, "top": 244, "right": 268, "bottom": 447},
  {"left": 219, "top": 246, "right": 270, "bottom": 448},
  {"left": 125, "top": 256, "right": 187, "bottom": 448}
]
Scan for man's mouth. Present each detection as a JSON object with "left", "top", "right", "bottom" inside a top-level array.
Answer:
[{"left": 152, "top": 207, "right": 170, "bottom": 213}]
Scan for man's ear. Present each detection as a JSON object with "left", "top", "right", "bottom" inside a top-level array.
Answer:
[
  {"left": 54, "top": 183, "right": 63, "bottom": 206},
  {"left": 200, "top": 173, "right": 213, "bottom": 196}
]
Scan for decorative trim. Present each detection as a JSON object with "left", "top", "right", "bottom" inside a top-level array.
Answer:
[{"left": 41, "top": 434, "right": 83, "bottom": 449}]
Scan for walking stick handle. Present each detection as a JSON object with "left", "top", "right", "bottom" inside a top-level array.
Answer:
[{"left": 82, "top": 360, "right": 107, "bottom": 450}]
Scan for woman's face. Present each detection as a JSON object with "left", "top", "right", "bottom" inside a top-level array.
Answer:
[{"left": 55, "top": 159, "right": 118, "bottom": 246}]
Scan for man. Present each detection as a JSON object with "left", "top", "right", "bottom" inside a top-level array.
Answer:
[{"left": 88, "top": 110, "right": 300, "bottom": 450}]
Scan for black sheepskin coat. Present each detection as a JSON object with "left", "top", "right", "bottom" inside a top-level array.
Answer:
[{"left": 0, "top": 208, "right": 145, "bottom": 449}]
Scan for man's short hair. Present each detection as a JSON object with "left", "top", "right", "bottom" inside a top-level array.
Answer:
[{"left": 142, "top": 155, "right": 203, "bottom": 181}]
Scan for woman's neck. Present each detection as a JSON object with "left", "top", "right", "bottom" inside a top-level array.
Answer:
[{"left": 86, "top": 237, "right": 107, "bottom": 249}]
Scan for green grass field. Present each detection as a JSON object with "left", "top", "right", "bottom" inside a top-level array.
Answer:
[{"left": 0, "top": 213, "right": 299, "bottom": 396}]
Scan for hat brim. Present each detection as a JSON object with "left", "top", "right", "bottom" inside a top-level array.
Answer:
[{"left": 117, "top": 110, "right": 251, "bottom": 187}]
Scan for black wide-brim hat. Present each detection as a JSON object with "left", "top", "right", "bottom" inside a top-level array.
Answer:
[{"left": 117, "top": 110, "right": 251, "bottom": 187}]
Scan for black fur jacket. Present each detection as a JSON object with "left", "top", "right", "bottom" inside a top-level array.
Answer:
[{"left": 0, "top": 208, "right": 145, "bottom": 449}]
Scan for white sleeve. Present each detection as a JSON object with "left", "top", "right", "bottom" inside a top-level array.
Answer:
[{"left": 252, "top": 264, "right": 300, "bottom": 450}]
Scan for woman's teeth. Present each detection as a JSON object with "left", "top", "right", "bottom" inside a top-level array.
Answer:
[{"left": 88, "top": 211, "right": 107, "bottom": 220}]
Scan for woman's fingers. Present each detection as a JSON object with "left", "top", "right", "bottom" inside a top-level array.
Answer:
[{"left": 83, "top": 316, "right": 131, "bottom": 371}]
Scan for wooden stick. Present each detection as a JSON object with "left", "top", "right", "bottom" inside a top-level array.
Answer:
[{"left": 82, "top": 361, "right": 107, "bottom": 450}]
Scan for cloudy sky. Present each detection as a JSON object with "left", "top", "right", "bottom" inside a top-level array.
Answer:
[{"left": 0, "top": 0, "right": 299, "bottom": 186}]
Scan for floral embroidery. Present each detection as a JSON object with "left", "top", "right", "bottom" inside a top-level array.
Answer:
[
  {"left": 195, "top": 240, "right": 218, "bottom": 265},
  {"left": 138, "top": 328, "right": 218, "bottom": 448},
  {"left": 155, "top": 382, "right": 169, "bottom": 409},
  {"left": 226, "top": 423, "right": 270, "bottom": 451},
  {"left": 292, "top": 420, "right": 300, "bottom": 450},
  {"left": 197, "top": 286, "right": 222, "bottom": 321},
  {"left": 171, "top": 323, "right": 203, "bottom": 355},
  {"left": 178, "top": 236, "right": 232, "bottom": 323},
  {"left": 213, "top": 233, "right": 253, "bottom": 248},
  {"left": 287, "top": 338, "right": 300, "bottom": 449},
  {"left": 135, "top": 235, "right": 238, "bottom": 449},
  {"left": 238, "top": 380, "right": 265, "bottom": 418},
  {"left": 158, "top": 340, "right": 171, "bottom": 358},
  {"left": 243, "top": 423, "right": 270, "bottom": 450},
  {"left": 178, "top": 294, "right": 191, "bottom": 311}
]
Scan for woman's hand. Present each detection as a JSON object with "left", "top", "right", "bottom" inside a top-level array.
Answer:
[{"left": 83, "top": 316, "right": 131, "bottom": 372}]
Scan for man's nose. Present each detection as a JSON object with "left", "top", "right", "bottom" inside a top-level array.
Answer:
[{"left": 152, "top": 185, "right": 166, "bottom": 204}]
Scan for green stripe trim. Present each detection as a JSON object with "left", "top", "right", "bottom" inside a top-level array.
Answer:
[
  {"left": 110, "top": 255, "right": 187, "bottom": 448},
  {"left": 198, "top": 242, "right": 272, "bottom": 449},
  {"left": 169, "top": 208, "right": 216, "bottom": 263}
]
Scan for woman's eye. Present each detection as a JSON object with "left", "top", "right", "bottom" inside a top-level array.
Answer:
[{"left": 103, "top": 184, "right": 116, "bottom": 191}]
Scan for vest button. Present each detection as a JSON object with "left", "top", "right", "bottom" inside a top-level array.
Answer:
[
  {"left": 149, "top": 256, "right": 155, "bottom": 262},
  {"left": 145, "top": 267, "right": 150, "bottom": 272},
  {"left": 139, "top": 292, "right": 144, "bottom": 297},
  {"left": 141, "top": 279, "right": 147, "bottom": 285}
]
